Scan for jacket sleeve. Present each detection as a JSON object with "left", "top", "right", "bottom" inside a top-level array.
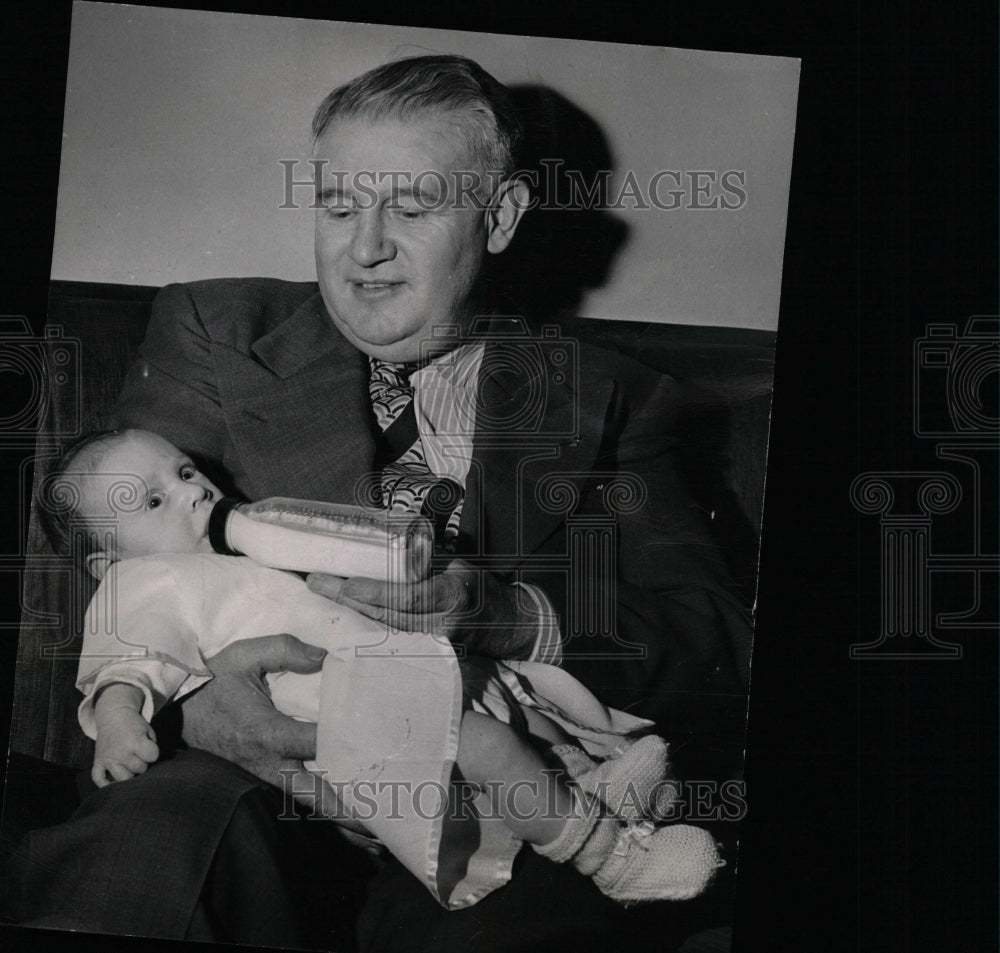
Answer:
[{"left": 517, "top": 370, "right": 754, "bottom": 736}]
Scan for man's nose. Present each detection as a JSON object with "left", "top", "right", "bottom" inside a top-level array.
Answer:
[{"left": 349, "top": 209, "right": 395, "bottom": 267}]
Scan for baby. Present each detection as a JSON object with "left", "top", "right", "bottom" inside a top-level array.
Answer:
[{"left": 52, "top": 428, "right": 722, "bottom": 909}]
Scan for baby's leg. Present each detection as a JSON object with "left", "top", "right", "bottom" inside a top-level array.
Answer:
[
  {"left": 456, "top": 710, "right": 722, "bottom": 904},
  {"left": 519, "top": 707, "right": 675, "bottom": 821},
  {"left": 457, "top": 710, "right": 575, "bottom": 846},
  {"left": 520, "top": 705, "right": 574, "bottom": 747}
]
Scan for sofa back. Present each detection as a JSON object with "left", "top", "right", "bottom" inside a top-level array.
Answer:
[{"left": 11, "top": 280, "right": 774, "bottom": 768}]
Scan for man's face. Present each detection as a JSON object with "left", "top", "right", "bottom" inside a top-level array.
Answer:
[
  {"left": 312, "top": 114, "right": 495, "bottom": 363},
  {"left": 75, "top": 431, "right": 221, "bottom": 560}
]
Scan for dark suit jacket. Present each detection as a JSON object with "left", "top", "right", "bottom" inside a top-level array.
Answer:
[{"left": 112, "top": 278, "right": 752, "bottom": 748}]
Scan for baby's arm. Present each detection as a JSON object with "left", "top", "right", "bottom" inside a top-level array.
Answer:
[{"left": 91, "top": 682, "right": 161, "bottom": 789}]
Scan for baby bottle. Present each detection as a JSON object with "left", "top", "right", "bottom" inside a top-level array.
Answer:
[{"left": 208, "top": 497, "right": 434, "bottom": 583}]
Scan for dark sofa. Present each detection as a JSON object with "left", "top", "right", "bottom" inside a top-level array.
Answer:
[
  {"left": 2, "top": 279, "right": 774, "bottom": 946},
  {"left": 9, "top": 279, "right": 774, "bottom": 770}
]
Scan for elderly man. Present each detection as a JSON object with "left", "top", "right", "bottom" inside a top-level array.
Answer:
[{"left": 12, "top": 55, "right": 751, "bottom": 951}]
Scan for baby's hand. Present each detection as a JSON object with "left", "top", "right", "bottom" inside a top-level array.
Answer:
[{"left": 92, "top": 705, "right": 160, "bottom": 789}]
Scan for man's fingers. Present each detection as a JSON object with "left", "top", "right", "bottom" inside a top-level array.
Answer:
[
  {"left": 206, "top": 632, "right": 327, "bottom": 677},
  {"left": 316, "top": 573, "right": 470, "bottom": 615},
  {"left": 305, "top": 573, "right": 345, "bottom": 601},
  {"left": 271, "top": 758, "right": 320, "bottom": 798},
  {"left": 342, "top": 593, "right": 450, "bottom": 634},
  {"left": 309, "top": 573, "right": 389, "bottom": 607},
  {"left": 260, "top": 712, "right": 318, "bottom": 763},
  {"left": 309, "top": 573, "right": 432, "bottom": 612},
  {"left": 323, "top": 589, "right": 388, "bottom": 623}
]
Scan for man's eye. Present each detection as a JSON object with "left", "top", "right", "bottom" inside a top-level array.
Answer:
[
  {"left": 326, "top": 207, "right": 355, "bottom": 220},
  {"left": 393, "top": 206, "right": 426, "bottom": 221}
]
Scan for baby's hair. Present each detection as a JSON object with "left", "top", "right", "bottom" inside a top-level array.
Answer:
[{"left": 38, "top": 429, "right": 125, "bottom": 556}]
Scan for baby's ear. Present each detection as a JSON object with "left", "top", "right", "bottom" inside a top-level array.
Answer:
[{"left": 84, "top": 551, "right": 116, "bottom": 581}]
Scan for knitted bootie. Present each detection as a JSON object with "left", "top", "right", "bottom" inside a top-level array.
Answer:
[
  {"left": 531, "top": 791, "right": 620, "bottom": 876},
  {"left": 591, "top": 820, "right": 723, "bottom": 904},
  {"left": 533, "top": 794, "right": 723, "bottom": 905},
  {"left": 552, "top": 735, "right": 677, "bottom": 820}
]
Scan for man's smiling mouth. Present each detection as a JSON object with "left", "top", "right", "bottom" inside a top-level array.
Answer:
[{"left": 351, "top": 280, "right": 405, "bottom": 297}]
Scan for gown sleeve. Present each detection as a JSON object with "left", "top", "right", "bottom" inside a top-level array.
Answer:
[{"left": 76, "top": 557, "right": 213, "bottom": 739}]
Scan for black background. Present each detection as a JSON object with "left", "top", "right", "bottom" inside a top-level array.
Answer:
[{"left": 0, "top": 2, "right": 996, "bottom": 951}]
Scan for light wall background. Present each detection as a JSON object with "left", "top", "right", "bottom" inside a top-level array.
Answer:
[{"left": 51, "top": 2, "right": 799, "bottom": 330}]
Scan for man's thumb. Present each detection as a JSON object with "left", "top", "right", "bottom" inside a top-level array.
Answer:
[{"left": 249, "top": 632, "right": 327, "bottom": 674}]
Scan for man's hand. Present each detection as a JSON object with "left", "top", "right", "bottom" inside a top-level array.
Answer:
[
  {"left": 306, "top": 559, "right": 538, "bottom": 660},
  {"left": 179, "top": 633, "right": 327, "bottom": 787}
]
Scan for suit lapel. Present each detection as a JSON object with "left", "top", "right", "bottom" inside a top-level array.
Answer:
[
  {"left": 463, "top": 335, "right": 615, "bottom": 562},
  {"left": 248, "top": 292, "right": 343, "bottom": 379},
  {"left": 214, "top": 292, "right": 377, "bottom": 502},
  {"left": 215, "top": 297, "right": 616, "bottom": 544}
]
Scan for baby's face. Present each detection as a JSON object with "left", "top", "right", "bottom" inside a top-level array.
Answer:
[{"left": 75, "top": 431, "right": 222, "bottom": 559}]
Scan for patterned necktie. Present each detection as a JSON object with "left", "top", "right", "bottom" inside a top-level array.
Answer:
[{"left": 369, "top": 357, "right": 464, "bottom": 550}]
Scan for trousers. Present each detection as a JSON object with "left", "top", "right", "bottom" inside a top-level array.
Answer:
[{"left": 2, "top": 750, "right": 730, "bottom": 951}]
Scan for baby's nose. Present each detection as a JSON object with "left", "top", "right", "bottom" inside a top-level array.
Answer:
[{"left": 186, "top": 483, "right": 213, "bottom": 506}]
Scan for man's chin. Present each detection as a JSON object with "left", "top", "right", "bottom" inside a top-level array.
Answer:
[
  {"left": 337, "top": 323, "right": 429, "bottom": 363},
  {"left": 356, "top": 340, "right": 426, "bottom": 363}
]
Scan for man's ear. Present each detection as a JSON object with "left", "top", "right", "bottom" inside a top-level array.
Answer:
[
  {"left": 485, "top": 177, "right": 531, "bottom": 254},
  {"left": 85, "top": 551, "right": 116, "bottom": 581}
]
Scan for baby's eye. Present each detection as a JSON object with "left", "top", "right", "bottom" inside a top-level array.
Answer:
[
  {"left": 147, "top": 495, "right": 163, "bottom": 510},
  {"left": 180, "top": 465, "right": 196, "bottom": 480}
]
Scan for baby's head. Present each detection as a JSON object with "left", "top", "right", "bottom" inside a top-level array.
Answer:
[{"left": 45, "top": 429, "right": 221, "bottom": 579}]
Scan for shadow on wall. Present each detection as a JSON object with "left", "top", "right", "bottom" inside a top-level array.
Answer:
[
  {"left": 488, "top": 85, "right": 630, "bottom": 321},
  {"left": 487, "top": 86, "right": 770, "bottom": 613}
]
